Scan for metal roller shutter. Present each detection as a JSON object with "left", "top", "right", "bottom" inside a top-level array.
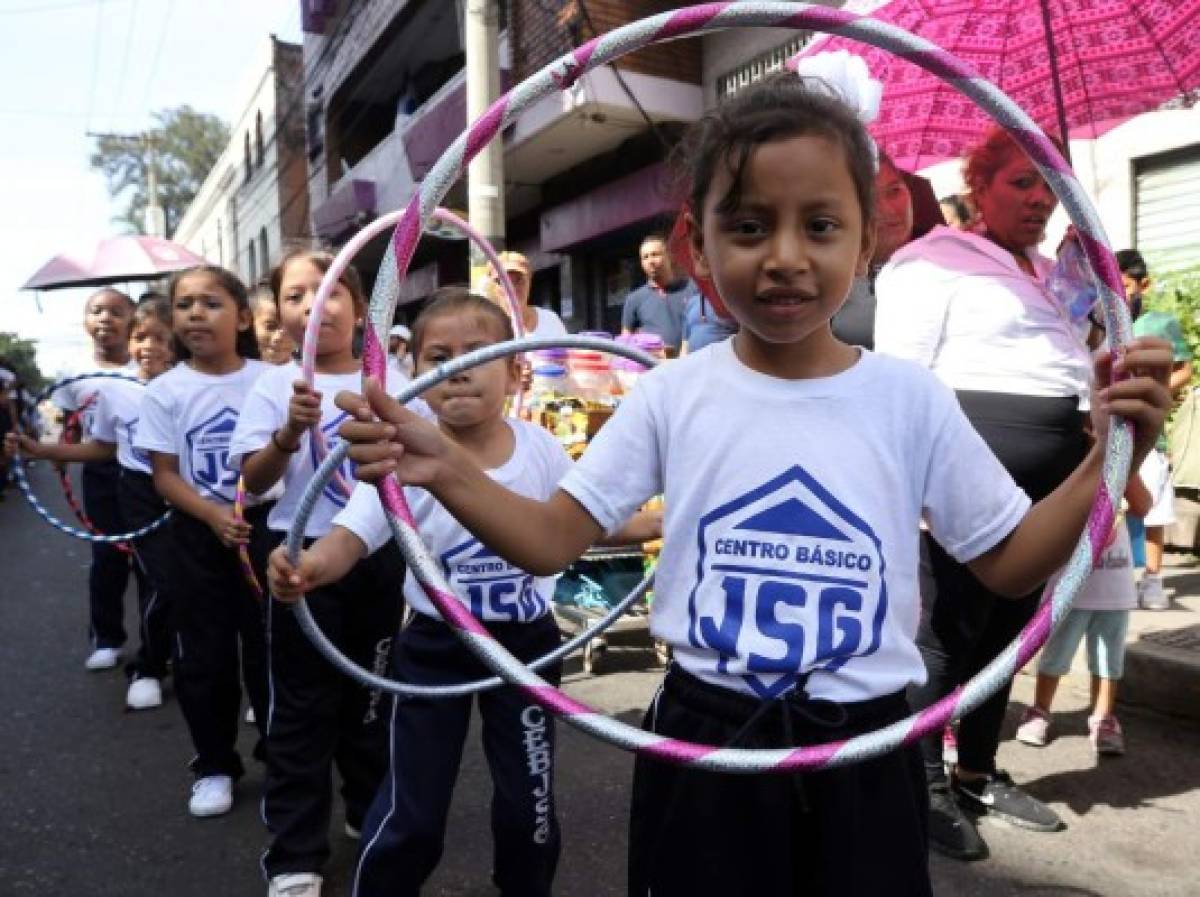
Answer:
[{"left": 1135, "top": 145, "right": 1200, "bottom": 272}]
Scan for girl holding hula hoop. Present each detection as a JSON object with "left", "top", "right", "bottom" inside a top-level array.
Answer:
[
  {"left": 135, "top": 265, "right": 274, "bottom": 819},
  {"left": 8, "top": 297, "right": 175, "bottom": 710},
  {"left": 49, "top": 288, "right": 143, "bottom": 672},
  {"left": 228, "top": 249, "right": 407, "bottom": 897},
  {"left": 328, "top": 75, "right": 1170, "bottom": 896},
  {"left": 270, "top": 289, "right": 659, "bottom": 897}
]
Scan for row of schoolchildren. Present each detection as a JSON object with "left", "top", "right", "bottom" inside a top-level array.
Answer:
[{"left": 6, "top": 72, "right": 1178, "bottom": 897}]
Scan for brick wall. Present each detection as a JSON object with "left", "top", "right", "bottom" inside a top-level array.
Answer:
[{"left": 512, "top": 0, "right": 701, "bottom": 86}]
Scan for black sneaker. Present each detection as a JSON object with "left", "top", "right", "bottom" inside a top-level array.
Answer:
[
  {"left": 955, "top": 770, "right": 1064, "bottom": 832},
  {"left": 928, "top": 782, "right": 988, "bottom": 861}
]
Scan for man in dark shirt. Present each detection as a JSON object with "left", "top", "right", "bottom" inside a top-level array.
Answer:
[{"left": 621, "top": 233, "right": 694, "bottom": 354}]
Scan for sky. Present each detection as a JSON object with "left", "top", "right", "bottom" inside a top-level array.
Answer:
[{"left": 0, "top": 0, "right": 301, "bottom": 378}]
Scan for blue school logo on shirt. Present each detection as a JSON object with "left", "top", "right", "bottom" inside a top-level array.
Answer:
[
  {"left": 185, "top": 407, "right": 240, "bottom": 501},
  {"left": 308, "top": 411, "right": 356, "bottom": 508},
  {"left": 687, "top": 465, "right": 887, "bottom": 699},
  {"left": 121, "top": 417, "right": 151, "bottom": 466},
  {"left": 441, "top": 537, "right": 542, "bottom": 621}
]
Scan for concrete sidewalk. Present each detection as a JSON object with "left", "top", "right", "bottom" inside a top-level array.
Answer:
[{"left": 1033, "top": 556, "right": 1200, "bottom": 724}]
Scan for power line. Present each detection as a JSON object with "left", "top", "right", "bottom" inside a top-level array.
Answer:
[
  {"left": 138, "top": 0, "right": 174, "bottom": 114},
  {"left": 83, "top": 0, "right": 105, "bottom": 133},
  {"left": 110, "top": 0, "right": 139, "bottom": 132}
]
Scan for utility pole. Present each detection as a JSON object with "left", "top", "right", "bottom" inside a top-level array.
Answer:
[
  {"left": 464, "top": 0, "right": 505, "bottom": 281},
  {"left": 87, "top": 129, "right": 166, "bottom": 237}
]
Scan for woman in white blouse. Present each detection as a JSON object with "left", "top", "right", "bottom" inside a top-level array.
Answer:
[{"left": 875, "top": 127, "right": 1091, "bottom": 861}]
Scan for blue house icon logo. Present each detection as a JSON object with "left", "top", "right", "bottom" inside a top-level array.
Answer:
[
  {"left": 441, "top": 537, "right": 541, "bottom": 621},
  {"left": 185, "top": 407, "right": 240, "bottom": 502},
  {"left": 687, "top": 465, "right": 887, "bottom": 698}
]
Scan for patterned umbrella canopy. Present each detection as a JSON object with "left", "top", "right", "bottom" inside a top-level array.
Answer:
[
  {"left": 22, "top": 235, "right": 209, "bottom": 291},
  {"left": 791, "top": 0, "right": 1200, "bottom": 169}
]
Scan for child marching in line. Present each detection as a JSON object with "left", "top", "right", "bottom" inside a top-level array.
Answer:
[
  {"left": 270, "top": 289, "right": 660, "bottom": 897},
  {"left": 1016, "top": 467, "right": 1153, "bottom": 756},
  {"left": 329, "top": 75, "right": 1172, "bottom": 897},
  {"left": 252, "top": 281, "right": 298, "bottom": 366},
  {"left": 229, "top": 250, "right": 407, "bottom": 897},
  {"left": 8, "top": 297, "right": 175, "bottom": 710},
  {"left": 135, "top": 265, "right": 274, "bottom": 819},
  {"left": 50, "top": 287, "right": 146, "bottom": 671}
]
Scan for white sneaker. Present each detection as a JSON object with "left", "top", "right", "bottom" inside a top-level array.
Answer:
[
  {"left": 126, "top": 677, "right": 163, "bottom": 710},
  {"left": 84, "top": 647, "right": 121, "bottom": 671},
  {"left": 188, "top": 775, "right": 233, "bottom": 818},
  {"left": 268, "top": 873, "right": 323, "bottom": 897},
  {"left": 245, "top": 706, "right": 256, "bottom": 725}
]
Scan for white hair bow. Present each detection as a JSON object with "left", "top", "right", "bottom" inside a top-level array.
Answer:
[{"left": 793, "top": 50, "right": 883, "bottom": 168}]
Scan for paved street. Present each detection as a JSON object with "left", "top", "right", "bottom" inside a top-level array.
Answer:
[{"left": 2, "top": 463, "right": 1198, "bottom": 896}]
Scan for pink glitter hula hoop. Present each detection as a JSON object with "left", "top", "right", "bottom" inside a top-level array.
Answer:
[
  {"left": 299, "top": 2, "right": 1134, "bottom": 774},
  {"left": 299, "top": 207, "right": 526, "bottom": 500}
]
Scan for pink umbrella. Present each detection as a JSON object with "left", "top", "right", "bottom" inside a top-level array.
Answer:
[
  {"left": 791, "top": 0, "right": 1200, "bottom": 169},
  {"left": 22, "top": 235, "right": 210, "bottom": 291}
]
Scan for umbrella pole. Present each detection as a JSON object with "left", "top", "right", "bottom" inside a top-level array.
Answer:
[{"left": 1038, "top": 0, "right": 1073, "bottom": 165}]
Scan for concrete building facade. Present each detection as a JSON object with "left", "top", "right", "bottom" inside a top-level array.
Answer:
[{"left": 175, "top": 37, "right": 311, "bottom": 285}]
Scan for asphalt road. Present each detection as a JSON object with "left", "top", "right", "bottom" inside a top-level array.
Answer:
[{"left": 1, "top": 463, "right": 1197, "bottom": 896}]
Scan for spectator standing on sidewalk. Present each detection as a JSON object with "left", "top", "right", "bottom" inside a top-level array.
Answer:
[
  {"left": 1119, "top": 249, "right": 1193, "bottom": 610},
  {"left": 1016, "top": 468, "right": 1152, "bottom": 756},
  {"left": 876, "top": 126, "right": 1093, "bottom": 861},
  {"left": 621, "top": 233, "right": 695, "bottom": 355}
]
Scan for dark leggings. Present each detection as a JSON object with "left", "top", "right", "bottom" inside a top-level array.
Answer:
[{"left": 909, "top": 391, "right": 1088, "bottom": 782}]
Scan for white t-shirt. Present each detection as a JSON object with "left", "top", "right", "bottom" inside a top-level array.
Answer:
[
  {"left": 1065, "top": 519, "right": 1137, "bottom": 612},
  {"left": 875, "top": 226, "right": 1091, "bottom": 402},
  {"left": 135, "top": 359, "right": 270, "bottom": 506},
  {"left": 91, "top": 376, "right": 153, "bottom": 474},
  {"left": 529, "top": 306, "right": 568, "bottom": 340},
  {"left": 559, "top": 341, "right": 1031, "bottom": 702},
  {"left": 228, "top": 361, "right": 412, "bottom": 538},
  {"left": 334, "top": 418, "right": 573, "bottom": 622},
  {"left": 51, "top": 360, "right": 140, "bottom": 439}
]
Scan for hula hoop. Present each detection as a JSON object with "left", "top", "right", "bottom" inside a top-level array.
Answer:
[
  {"left": 234, "top": 476, "right": 265, "bottom": 602},
  {"left": 299, "top": 206, "right": 528, "bottom": 501},
  {"left": 57, "top": 395, "right": 133, "bottom": 554},
  {"left": 11, "top": 371, "right": 172, "bottom": 545},
  {"left": 304, "top": 2, "right": 1134, "bottom": 773},
  {"left": 285, "top": 335, "right": 661, "bottom": 698}
]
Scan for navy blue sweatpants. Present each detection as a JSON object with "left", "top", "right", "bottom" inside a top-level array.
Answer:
[
  {"left": 82, "top": 460, "right": 146, "bottom": 650},
  {"left": 353, "top": 613, "right": 562, "bottom": 897}
]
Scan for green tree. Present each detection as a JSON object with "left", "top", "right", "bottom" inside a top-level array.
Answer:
[
  {"left": 1145, "top": 264, "right": 1200, "bottom": 378},
  {"left": 0, "top": 333, "right": 45, "bottom": 390},
  {"left": 90, "top": 106, "right": 229, "bottom": 239}
]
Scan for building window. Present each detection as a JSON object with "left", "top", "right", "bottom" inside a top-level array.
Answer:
[
  {"left": 244, "top": 132, "right": 252, "bottom": 182},
  {"left": 716, "top": 34, "right": 812, "bottom": 100},
  {"left": 1134, "top": 144, "right": 1200, "bottom": 272},
  {"left": 259, "top": 228, "right": 270, "bottom": 272},
  {"left": 255, "top": 110, "right": 265, "bottom": 168},
  {"left": 248, "top": 240, "right": 258, "bottom": 284},
  {"left": 217, "top": 220, "right": 224, "bottom": 266}
]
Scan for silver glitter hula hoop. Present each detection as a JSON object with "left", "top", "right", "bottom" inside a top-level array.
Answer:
[
  {"left": 10, "top": 371, "right": 172, "bottom": 544},
  {"left": 298, "top": 2, "right": 1134, "bottom": 772},
  {"left": 286, "top": 336, "right": 661, "bottom": 698}
]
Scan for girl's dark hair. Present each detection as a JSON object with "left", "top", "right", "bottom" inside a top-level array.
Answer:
[
  {"left": 411, "top": 286, "right": 514, "bottom": 361},
  {"left": 676, "top": 73, "right": 877, "bottom": 228},
  {"left": 269, "top": 248, "right": 367, "bottom": 313},
  {"left": 133, "top": 295, "right": 172, "bottom": 331},
  {"left": 1116, "top": 249, "right": 1149, "bottom": 282},
  {"left": 167, "top": 265, "right": 260, "bottom": 361}
]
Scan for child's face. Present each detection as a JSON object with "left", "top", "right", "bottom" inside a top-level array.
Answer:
[
  {"left": 415, "top": 311, "right": 518, "bottom": 430},
  {"left": 84, "top": 291, "right": 133, "bottom": 351},
  {"left": 172, "top": 272, "right": 251, "bottom": 361},
  {"left": 129, "top": 318, "right": 173, "bottom": 379},
  {"left": 254, "top": 300, "right": 296, "bottom": 365},
  {"left": 689, "top": 134, "right": 873, "bottom": 357},
  {"left": 277, "top": 258, "right": 360, "bottom": 358}
]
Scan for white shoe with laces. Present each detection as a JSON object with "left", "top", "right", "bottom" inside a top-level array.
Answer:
[
  {"left": 84, "top": 647, "right": 121, "bottom": 671},
  {"left": 188, "top": 775, "right": 233, "bottom": 817},
  {"left": 268, "top": 873, "right": 323, "bottom": 897},
  {"left": 126, "top": 677, "right": 163, "bottom": 710}
]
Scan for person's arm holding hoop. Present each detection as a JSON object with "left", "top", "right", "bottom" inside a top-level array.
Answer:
[{"left": 4, "top": 431, "right": 115, "bottom": 464}]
